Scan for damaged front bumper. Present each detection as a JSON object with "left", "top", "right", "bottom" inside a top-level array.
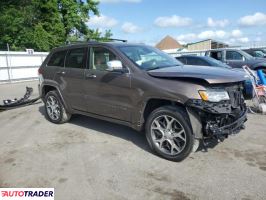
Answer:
[
  {"left": 186, "top": 99, "right": 247, "bottom": 139},
  {"left": 205, "top": 108, "right": 247, "bottom": 136}
]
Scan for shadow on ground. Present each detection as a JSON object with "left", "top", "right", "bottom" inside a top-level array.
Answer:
[
  {"left": 38, "top": 105, "right": 224, "bottom": 155},
  {"left": 38, "top": 106, "right": 152, "bottom": 154}
]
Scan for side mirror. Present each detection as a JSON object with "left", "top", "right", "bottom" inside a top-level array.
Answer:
[{"left": 106, "top": 60, "right": 123, "bottom": 72}]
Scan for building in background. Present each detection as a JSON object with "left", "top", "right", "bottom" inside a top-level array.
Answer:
[
  {"left": 155, "top": 35, "right": 182, "bottom": 51},
  {"left": 187, "top": 39, "right": 229, "bottom": 51}
]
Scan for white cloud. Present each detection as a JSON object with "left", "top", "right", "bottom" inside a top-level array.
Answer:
[
  {"left": 255, "top": 37, "right": 262, "bottom": 42},
  {"left": 154, "top": 15, "right": 192, "bottom": 27},
  {"left": 122, "top": 22, "right": 141, "bottom": 33},
  {"left": 87, "top": 15, "right": 118, "bottom": 28},
  {"left": 176, "top": 33, "right": 197, "bottom": 44},
  {"left": 98, "top": 0, "right": 141, "bottom": 3},
  {"left": 238, "top": 37, "right": 249, "bottom": 43},
  {"left": 198, "top": 30, "right": 227, "bottom": 40},
  {"left": 175, "top": 29, "right": 254, "bottom": 45},
  {"left": 228, "top": 37, "right": 250, "bottom": 44},
  {"left": 231, "top": 29, "right": 243, "bottom": 37},
  {"left": 239, "top": 12, "right": 266, "bottom": 26},
  {"left": 207, "top": 17, "right": 229, "bottom": 27},
  {"left": 215, "top": 30, "right": 227, "bottom": 38}
]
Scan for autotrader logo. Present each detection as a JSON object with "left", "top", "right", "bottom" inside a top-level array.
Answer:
[{"left": 0, "top": 188, "right": 54, "bottom": 200}]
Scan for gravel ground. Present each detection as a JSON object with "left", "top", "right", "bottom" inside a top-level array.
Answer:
[{"left": 0, "top": 81, "right": 266, "bottom": 200}]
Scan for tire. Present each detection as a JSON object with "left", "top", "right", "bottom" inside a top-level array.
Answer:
[
  {"left": 44, "top": 90, "right": 71, "bottom": 124},
  {"left": 145, "top": 105, "right": 194, "bottom": 162}
]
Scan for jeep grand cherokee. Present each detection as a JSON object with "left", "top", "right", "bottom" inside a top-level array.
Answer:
[{"left": 39, "top": 41, "right": 248, "bottom": 161}]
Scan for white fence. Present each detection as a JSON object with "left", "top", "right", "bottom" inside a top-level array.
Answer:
[{"left": 0, "top": 51, "right": 48, "bottom": 83}]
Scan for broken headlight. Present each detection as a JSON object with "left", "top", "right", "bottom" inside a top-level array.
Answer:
[{"left": 198, "top": 89, "right": 230, "bottom": 102}]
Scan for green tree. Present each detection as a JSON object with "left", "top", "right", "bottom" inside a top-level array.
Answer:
[{"left": 0, "top": 0, "right": 112, "bottom": 51}]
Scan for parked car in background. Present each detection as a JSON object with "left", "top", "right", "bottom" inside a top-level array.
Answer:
[
  {"left": 243, "top": 48, "right": 266, "bottom": 58},
  {"left": 176, "top": 55, "right": 231, "bottom": 68},
  {"left": 205, "top": 49, "right": 266, "bottom": 70},
  {"left": 175, "top": 55, "right": 254, "bottom": 99}
]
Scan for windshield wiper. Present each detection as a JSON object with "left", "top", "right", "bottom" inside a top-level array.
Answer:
[{"left": 146, "top": 67, "right": 161, "bottom": 71}]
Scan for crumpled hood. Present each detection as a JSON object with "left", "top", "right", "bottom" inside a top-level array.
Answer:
[{"left": 147, "top": 65, "right": 246, "bottom": 84}]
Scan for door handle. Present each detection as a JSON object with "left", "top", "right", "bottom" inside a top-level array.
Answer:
[
  {"left": 85, "top": 73, "right": 96, "bottom": 78},
  {"left": 56, "top": 71, "right": 66, "bottom": 75}
]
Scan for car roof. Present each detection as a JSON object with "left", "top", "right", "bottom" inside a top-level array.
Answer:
[
  {"left": 243, "top": 48, "right": 265, "bottom": 51},
  {"left": 177, "top": 55, "right": 206, "bottom": 59},
  {"left": 206, "top": 48, "right": 242, "bottom": 51}
]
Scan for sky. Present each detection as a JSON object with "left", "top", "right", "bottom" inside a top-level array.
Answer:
[{"left": 87, "top": 0, "right": 266, "bottom": 46}]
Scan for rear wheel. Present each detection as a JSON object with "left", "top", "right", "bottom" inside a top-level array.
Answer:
[
  {"left": 145, "top": 106, "right": 194, "bottom": 162},
  {"left": 44, "top": 90, "right": 71, "bottom": 124}
]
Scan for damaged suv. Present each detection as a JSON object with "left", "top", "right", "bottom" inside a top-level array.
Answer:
[{"left": 39, "top": 41, "right": 248, "bottom": 161}]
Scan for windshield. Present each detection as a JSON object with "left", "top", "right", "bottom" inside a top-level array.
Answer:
[
  {"left": 239, "top": 50, "right": 253, "bottom": 59},
  {"left": 118, "top": 45, "right": 182, "bottom": 70},
  {"left": 254, "top": 50, "right": 265, "bottom": 57}
]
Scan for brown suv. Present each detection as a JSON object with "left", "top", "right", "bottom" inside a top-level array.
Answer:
[{"left": 39, "top": 41, "right": 248, "bottom": 161}]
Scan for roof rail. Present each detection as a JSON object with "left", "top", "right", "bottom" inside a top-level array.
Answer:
[
  {"left": 87, "top": 38, "right": 127, "bottom": 43},
  {"left": 60, "top": 38, "right": 127, "bottom": 47}
]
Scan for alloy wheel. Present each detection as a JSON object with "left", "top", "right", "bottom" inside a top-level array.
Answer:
[
  {"left": 150, "top": 115, "right": 187, "bottom": 155},
  {"left": 46, "top": 96, "right": 61, "bottom": 121}
]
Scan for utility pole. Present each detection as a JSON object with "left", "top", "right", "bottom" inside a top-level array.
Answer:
[{"left": 6, "top": 43, "right": 11, "bottom": 82}]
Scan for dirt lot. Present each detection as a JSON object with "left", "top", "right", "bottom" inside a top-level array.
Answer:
[{"left": 0, "top": 81, "right": 266, "bottom": 200}]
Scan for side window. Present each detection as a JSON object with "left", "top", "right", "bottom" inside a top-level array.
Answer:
[
  {"left": 176, "top": 57, "right": 186, "bottom": 64},
  {"left": 187, "top": 58, "right": 209, "bottom": 66},
  {"left": 226, "top": 51, "right": 243, "bottom": 61},
  {"left": 210, "top": 51, "right": 223, "bottom": 61},
  {"left": 65, "top": 48, "right": 86, "bottom": 69},
  {"left": 47, "top": 51, "right": 67, "bottom": 67},
  {"left": 91, "top": 47, "right": 118, "bottom": 71}
]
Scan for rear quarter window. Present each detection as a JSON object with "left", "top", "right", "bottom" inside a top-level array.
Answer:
[{"left": 47, "top": 50, "right": 67, "bottom": 67}]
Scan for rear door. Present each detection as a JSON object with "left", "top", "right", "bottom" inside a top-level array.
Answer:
[
  {"left": 83, "top": 46, "right": 132, "bottom": 122},
  {"left": 225, "top": 50, "right": 245, "bottom": 68},
  {"left": 56, "top": 47, "right": 88, "bottom": 111},
  {"left": 207, "top": 51, "right": 224, "bottom": 62},
  {"left": 46, "top": 50, "right": 67, "bottom": 81}
]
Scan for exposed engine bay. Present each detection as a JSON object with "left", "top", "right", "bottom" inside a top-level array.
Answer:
[{"left": 187, "top": 82, "right": 247, "bottom": 141}]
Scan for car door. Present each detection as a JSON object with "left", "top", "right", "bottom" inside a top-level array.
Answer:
[
  {"left": 55, "top": 47, "right": 87, "bottom": 111},
  {"left": 208, "top": 51, "right": 224, "bottom": 62},
  {"left": 225, "top": 50, "right": 245, "bottom": 68},
  {"left": 83, "top": 46, "right": 132, "bottom": 122}
]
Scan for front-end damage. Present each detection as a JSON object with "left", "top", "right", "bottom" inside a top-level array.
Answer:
[{"left": 186, "top": 82, "right": 248, "bottom": 143}]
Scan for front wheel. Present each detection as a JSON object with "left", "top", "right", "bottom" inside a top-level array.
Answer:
[{"left": 145, "top": 106, "right": 194, "bottom": 162}]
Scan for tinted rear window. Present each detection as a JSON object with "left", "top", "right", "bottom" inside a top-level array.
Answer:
[
  {"left": 65, "top": 48, "right": 86, "bottom": 69},
  {"left": 176, "top": 57, "right": 186, "bottom": 64},
  {"left": 186, "top": 57, "right": 210, "bottom": 66},
  {"left": 47, "top": 51, "right": 67, "bottom": 67}
]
